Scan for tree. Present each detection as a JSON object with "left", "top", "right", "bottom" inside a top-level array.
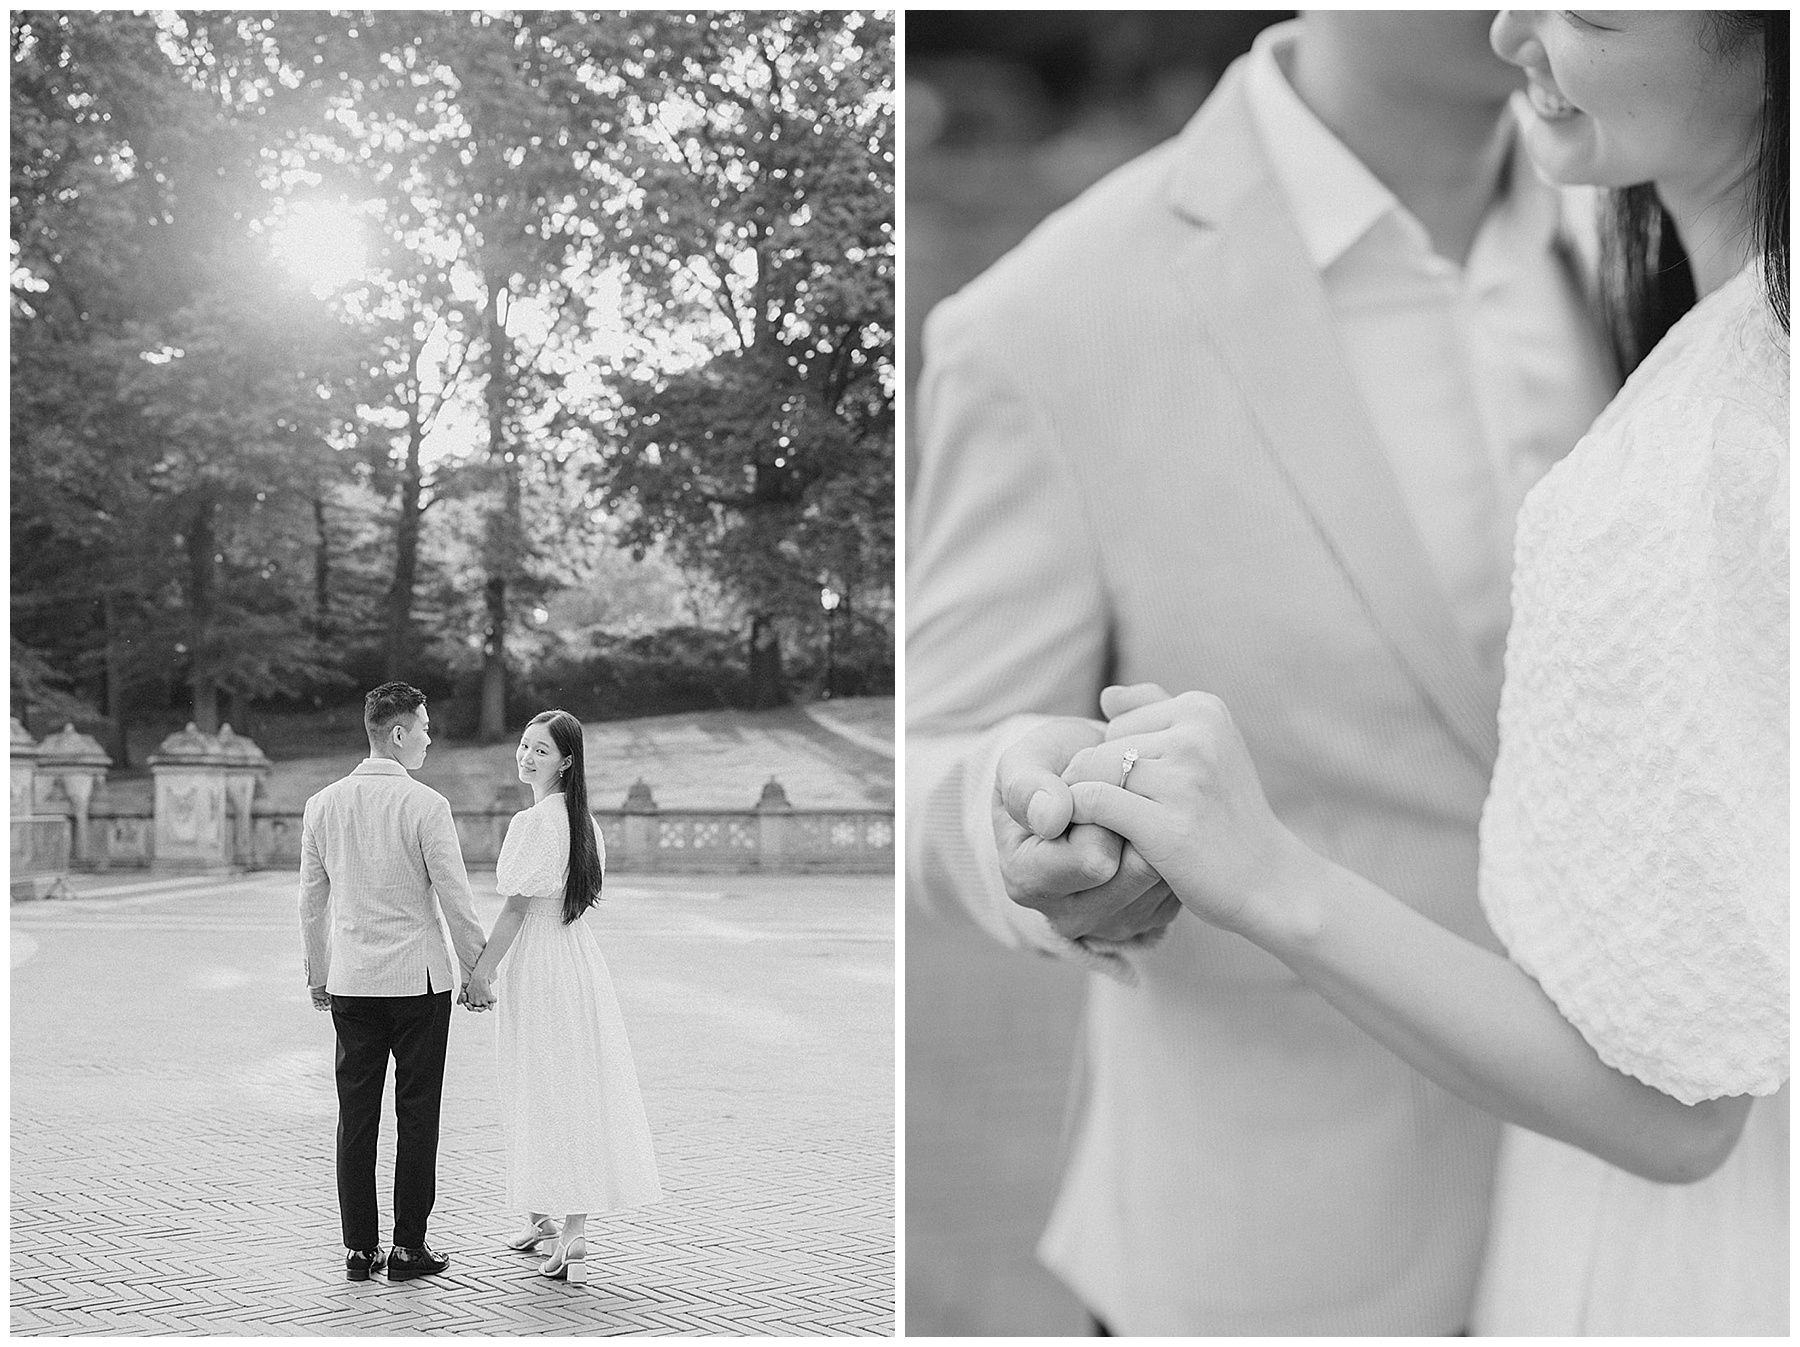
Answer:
[
  {"left": 589, "top": 11, "right": 895, "bottom": 706},
  {"left": 260, "top": 10, "right": 639, "bottom": 738},
  {"left": 122, "top": 282, "right": 360, "bottom": 728},
  {"left": 14, "top": 11, "right": 897, "bottom": 738},
  {"left": 12, "top": 12, "right": 361, "bottom": 734}
]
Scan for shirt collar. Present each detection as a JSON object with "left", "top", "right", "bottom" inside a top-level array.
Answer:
[
  {"left": 1245, "top": 21, "right": 1395, "bottom": 271},
  {"left": 352, "top": 757, "right": 411, "bottom": 777},
  {"left": 1244, "top": 20, "right": 1563, "bottom": 273}
]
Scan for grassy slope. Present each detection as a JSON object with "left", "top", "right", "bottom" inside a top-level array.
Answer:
[{"left": 250, "top": 698, "right": 896, "bottom": 813}]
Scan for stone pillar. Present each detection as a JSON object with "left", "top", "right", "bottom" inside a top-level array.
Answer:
[
  {"left": 213, "top": 724, "right": 271, "bottom": 868},
  {"left": 755, "top": 777, "right": 794, "bottom": 870},
  {"left": 11, "top": 719, "right": 71, "bottom": 898},
  {"left": 621, "top": 779, "right": 658, "bottom": 871},
  {"left": 36, "top": 723, "right": 112, "bottom": 867},
  {"left": 11, "top": 718, "right": 42, "bottom": 820},
  {"left": 148, "top": 724, "right": 231, "bottom": 872}
]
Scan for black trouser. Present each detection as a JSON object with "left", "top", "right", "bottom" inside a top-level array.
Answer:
[{"left": 330, "top": 989, "right": 452, "bottom": 1251}]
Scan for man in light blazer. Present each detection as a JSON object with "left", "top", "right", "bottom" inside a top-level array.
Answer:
[
  {"left": 300, "top": 681, "right": 488, "bottom": 1284},
  {"left": 908, "top": 12, "right": 1619, "bottom": 1335}
]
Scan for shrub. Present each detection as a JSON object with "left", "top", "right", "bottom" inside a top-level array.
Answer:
[{"left": 511, "top": 627, "right": 759, "bottom": 723}]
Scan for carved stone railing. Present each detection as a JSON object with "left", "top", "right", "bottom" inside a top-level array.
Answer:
[
  {"left": 14, "top": 745, "right": 890, "bottom": 877},
  {"left": 10, "top": 815, "right": 72, "bottom": 899},
  {"left": 87, "top": 795, "right": 156, "bottom": 870},
  {"left": 11, "top": 717, "right": 72, "bottom": 898},
  {"left": 246, "top": 804, "right": 893, "bottom": 874}
]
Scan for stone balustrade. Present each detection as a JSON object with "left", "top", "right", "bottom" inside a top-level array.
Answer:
[
  {"left": 9, "top": 720, "right": 891, "bottom": 879},
  {"left": 248, "top": 777, "right": 893, "bottom": 874},
  {"left": 11, "top": 718, "right": 72, "bottom": 899},
  {"left": 36, "top": 722, "right": 113, "bottom": 866},
  {"left": 12, "top": 717, "right": 43, "bottom": 819}
]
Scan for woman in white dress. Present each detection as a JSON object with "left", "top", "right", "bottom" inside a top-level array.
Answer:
[
  {"left": 463, "top": 709, "right": 662, "bottom": 1284},
  {"left": 1037, "top": 11, "right": 1785, "bottom": 1336}
]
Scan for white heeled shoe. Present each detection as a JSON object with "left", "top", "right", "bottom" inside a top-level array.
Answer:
[
  {"left": 506, "top": 1216, "right": 560, "bottom": 1252},
  {"left": 539, "top": 1235, "right": 588, "bottom": 1284}
]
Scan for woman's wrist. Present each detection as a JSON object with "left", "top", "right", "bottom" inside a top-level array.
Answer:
[{"left": 1231, "top": 832, "right": 1333, "bottom": 955}]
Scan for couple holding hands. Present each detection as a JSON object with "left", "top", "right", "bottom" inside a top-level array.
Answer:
[
  {"left": 300, "top": 683, "right": 660, "bottom": 1288},
  {"left": 911, "top": 10, "right": 1785, "bottom": 1337}
]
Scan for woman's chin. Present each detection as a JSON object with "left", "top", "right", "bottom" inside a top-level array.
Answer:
[{"left": 1517, "top": 119, "right": 1607, "bottom": 189}]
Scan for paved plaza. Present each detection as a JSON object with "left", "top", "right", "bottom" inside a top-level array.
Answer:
[{"left": 12, "top": 869, "right": 893, "bottom": 1335}]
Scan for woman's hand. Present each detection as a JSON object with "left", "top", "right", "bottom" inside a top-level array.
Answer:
[
  {"left": 462, "top": 972, "right": 496, "bottom": 1012},
  {"left": 1061, "top": 683, "right": 1323, "bottom": 942}
]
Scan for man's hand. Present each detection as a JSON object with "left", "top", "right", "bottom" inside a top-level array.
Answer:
[
  {"left": 309, "top": 984, "right": 331, "bottom": 1013},
  {"left": 992, "top": 717, "right": 1181, "bottom": 943},
  {"left": 461, "top": 973, "right": 496, "bottom": 1012},
  {"left": 1062, "top": 683, "right": 1318, "bottom": 942}
]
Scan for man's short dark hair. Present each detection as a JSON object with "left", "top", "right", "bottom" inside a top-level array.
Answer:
[{"left": 365, "top": 682, "right": 427, "bottom": 738}]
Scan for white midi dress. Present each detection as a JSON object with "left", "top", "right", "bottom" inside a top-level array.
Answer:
[
  {"left": 1471, "top": 266, "right": 1787, "bottom": 1335},
  {"left": 494, "top": 797, "right": 662, "bottom": 1215}
]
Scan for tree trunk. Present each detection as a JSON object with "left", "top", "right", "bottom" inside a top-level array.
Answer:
[
  {"left": 477, "top": 280, "right": 514, "bottom": 743},
  {"left": 313, "top": 495, "right": 331, "bottom": 639},
  {"left": 836, "top": 590, "right": 855, "bottom": 697},
  {"left": 186, "top": 492, "right": 220, "bottom": 733},
  {"left": 383, "top": 404, "right": 425, "bottom": 680},
  {"left": 481, "top": 574, "right": 507, "bottom": 741},
  {"left": 748, "top": 613, "right": 786, "bottom": 709},
  {"left": 101, "top": 590, "right": 130, "bottom": 768}
]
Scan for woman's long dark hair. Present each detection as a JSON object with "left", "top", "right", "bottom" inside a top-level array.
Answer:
[
  {"left": 1602, "top": 10, "right": 1787, "bottom": 374},
  {"left": 531, "top": 709, "right": 603, "bottom": 924}
]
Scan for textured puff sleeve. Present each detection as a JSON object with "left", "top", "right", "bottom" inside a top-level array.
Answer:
[
  {"left": 1478, "top": 279, "right": 1788, "bottom": 1106},
  {"left": 496, "top": 802, "right": 569, "bottom": 899}
]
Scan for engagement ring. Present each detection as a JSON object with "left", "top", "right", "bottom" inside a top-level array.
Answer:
[{"left": 1120, "top": 748, "right": 1139, "bottom": 787}]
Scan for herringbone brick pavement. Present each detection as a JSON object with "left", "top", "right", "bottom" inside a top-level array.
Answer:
[{"left": 12, "top": 871, "right": 893, "bottom": 1335}]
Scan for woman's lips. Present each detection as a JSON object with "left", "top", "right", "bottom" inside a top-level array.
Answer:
[{"left": 1525, "top": 76, "right": 1578, "bottom": 121}]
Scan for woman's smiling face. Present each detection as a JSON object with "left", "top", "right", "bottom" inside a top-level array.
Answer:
[
  {"left": 516, "top": 722, "right": 567, "bottom": 789},
  {"left": 1488, "top": 11, "right": 1762, "bottom": 195}
]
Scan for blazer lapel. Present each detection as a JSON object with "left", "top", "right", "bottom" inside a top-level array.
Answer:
[{"left": 1161, "top": 80, "right": 1501, "bottom": 769}]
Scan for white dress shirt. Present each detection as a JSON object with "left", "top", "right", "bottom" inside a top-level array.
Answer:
[
  {"left": 299, "top": 757, "right": 486, "bottom": 997},
  {"left": 1246, "top": 26, "right": 1617, "bottom": 674}
]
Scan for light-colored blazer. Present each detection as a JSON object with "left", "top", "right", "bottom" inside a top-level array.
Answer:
[
  {"left": 299, "top": 758, "right": 486, "bottom": 997},
  {"left": 908, "top": 59, "right": 1608, "bottom": 1336}
]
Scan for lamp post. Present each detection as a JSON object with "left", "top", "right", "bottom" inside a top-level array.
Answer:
[{"left": 820, "top": 585, "right": 841, "bottom": 699}]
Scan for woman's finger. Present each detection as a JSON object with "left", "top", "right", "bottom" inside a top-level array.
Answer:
[
  {"left": 1103, "top": 687, "right": 1232, "bottom": 742},
  {"left": 1067, "top": 779, "right": 1163, "bottom": 841},
  {"left": 1062, "top": 734, "right": 1164, "bottom": 791},
  {"left": 1099, "top": 682, "right": 1170, "bottom": 720}
]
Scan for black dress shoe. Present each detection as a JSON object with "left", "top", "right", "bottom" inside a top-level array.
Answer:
[
  {"left": 345, "top": 1246, "right": 386, "bottom": 1282},
  {"left": 387, "top": 1244, "right": 450, "bottom": 1281}
]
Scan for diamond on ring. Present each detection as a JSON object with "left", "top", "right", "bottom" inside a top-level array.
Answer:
[{"left": 1120, "top": 748, "right": 1139, "bottom": 786}]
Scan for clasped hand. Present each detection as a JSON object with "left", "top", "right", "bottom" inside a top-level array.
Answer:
[
  {"left": 459, "top": 975, "right": 496, "bottom": 1012},
  {"left": 992, "top": 714, "right": 1179, "bottom": 943},
  {"left": 996, "top": 684, "right": 1315, "bottom": 942}
]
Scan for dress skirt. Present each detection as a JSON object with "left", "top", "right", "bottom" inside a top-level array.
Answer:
[
  {"left": 495, "top": 897, "right": 662, "bottom": 1214},
  {"left": 1471, "top": 1089, "right": 1788, "bottom": 1335}
]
